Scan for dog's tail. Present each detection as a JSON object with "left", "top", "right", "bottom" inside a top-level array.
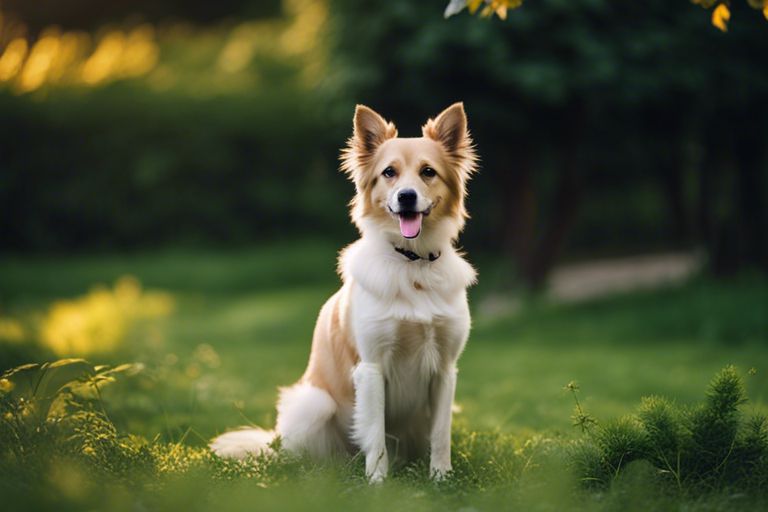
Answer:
[
  {"left": 210, "top": 382, "right": 340, "bottom": 460},
  {"left": 209, "top": 427, "right": 276, "bottom": 460}
]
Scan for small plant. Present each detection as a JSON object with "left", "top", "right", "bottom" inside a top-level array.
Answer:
[
  {"left": 565, "top": 381, "right": 597, "bottom": 434},
  {"left": 569, "top": 365, "right": 768, "bottom": 493}
]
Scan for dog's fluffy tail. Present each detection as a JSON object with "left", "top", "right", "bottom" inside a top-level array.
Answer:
[
  {"left": 209, "top": 427, "right": 276, "bottom": 460},
  {"left": 210, "top": 383, "right": 341, "bottom": 460}
]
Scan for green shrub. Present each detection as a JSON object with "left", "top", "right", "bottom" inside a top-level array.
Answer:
[{"left": 572, "top": 365, "right": 767, "bottom": 493}]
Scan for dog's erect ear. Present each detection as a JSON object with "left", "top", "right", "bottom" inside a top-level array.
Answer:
[
  {"left": 353, "top": 105, "right": 395, "bottom": 154},
  {"left": 423, "top": 102, "right": 477, "bottom": 178},
  {"left": 423, "top": 102, "right": 468, "bottom": 153},
  {"left": 341, "top": 105, "right": 397, "bottom": 184}
]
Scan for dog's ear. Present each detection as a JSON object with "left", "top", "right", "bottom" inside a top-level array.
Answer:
[
  {"left": 354, "top": 105, "right": 395, "bottom": 154},
  {"left": 341, "top": 105, "right": 397, "bottom": 184},
  {"left": 423, "top": 102, "right": 477, "bottom": 178},
  {"left": 423, "top": 103, "right": 468, "bottom": 153}
]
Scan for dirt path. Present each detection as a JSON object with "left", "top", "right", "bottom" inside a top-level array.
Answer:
[{"left": 547, "top": 251, "right": 702, "bottom": 302}]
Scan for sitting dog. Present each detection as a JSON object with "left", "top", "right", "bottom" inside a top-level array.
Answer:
[{"left": 211, "top": 103, "right": 478, "bottom": 482}]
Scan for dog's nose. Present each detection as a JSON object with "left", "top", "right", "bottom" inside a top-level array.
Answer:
[{"left": 397, "top": 189, "right": 418, "bottom": 209}]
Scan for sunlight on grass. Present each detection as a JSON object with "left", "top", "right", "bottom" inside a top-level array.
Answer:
[{"left": 40, "top": 276, "right": 173, "bottom": 356}]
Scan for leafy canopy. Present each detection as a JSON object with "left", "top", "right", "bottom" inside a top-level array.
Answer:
[{"left": 445, "top": 0, "right": 768, "bottom": 32}]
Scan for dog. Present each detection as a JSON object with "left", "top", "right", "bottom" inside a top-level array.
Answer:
[{"left": 210, "top": 103, "right": 478, "bottom": 482}]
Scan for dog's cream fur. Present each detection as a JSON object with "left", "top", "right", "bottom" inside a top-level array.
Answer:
[{"left": 210, "top": 103, "right": 478, "bottom": 481}]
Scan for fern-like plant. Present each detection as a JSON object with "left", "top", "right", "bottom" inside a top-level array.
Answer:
[{"left": 570, "top": 365, "right": 767, "bottom": 493}]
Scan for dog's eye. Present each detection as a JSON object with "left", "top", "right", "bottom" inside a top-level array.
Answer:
[
  {"left": 421, "top": 167, "right": 437, "bottom": 178},
  {"left": 382, "top": 167, "right": 396, "bottom": 178}
]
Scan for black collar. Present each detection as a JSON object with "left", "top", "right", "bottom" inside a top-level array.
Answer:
[{"left": 394, "top": 246, "right": 441, "bottom": 262}]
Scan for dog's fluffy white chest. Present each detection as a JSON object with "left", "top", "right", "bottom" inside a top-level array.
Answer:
[
  {"left": 341, "top": 238, "right": 475, "bottom": 420},
  {"left": 382, "top": 320, "right": 439, "bottom": 418}
]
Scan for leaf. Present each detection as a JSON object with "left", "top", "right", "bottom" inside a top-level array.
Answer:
[
  {"left": 103, "top": 363, "right": 136, "bottom": 375},
  {"left": 35, "top": 359, "right": 94, "bottom": 401},
  {"left": 712, "top": 3, "right": 731, "bottom": 32},
  {"left": 33, "top": 359, "right": 95, "bottom": 420},
  {"left": 467, "top": 0, "right": 484, "bottom": 15},
  {"left": 1, "top": 359, "right": 95, "bottom": 422},
  {"left": 466, "top": 0, "right": 524, "bottom": 20},
  {"left": 1, "top": 363, "right": 42, "bottom": 397},
  {"left": 444, "top": 0, "right": 467, "bottom": 18}
]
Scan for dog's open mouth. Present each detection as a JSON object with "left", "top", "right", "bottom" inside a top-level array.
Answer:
[{"left": 398, "top": 211, "right": 422, "bottom": 239}]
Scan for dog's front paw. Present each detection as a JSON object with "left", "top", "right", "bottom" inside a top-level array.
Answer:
[
  {"left": 365, "top": 448, "right": 388, "bottom": 484},
  {"left": 368, "top": 469, "right": 387, "bottom": 484},
  {"left": 430, "top": 463, "right": 452, "bottom": 481}
]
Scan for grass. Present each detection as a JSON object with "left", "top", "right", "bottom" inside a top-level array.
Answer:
[{"left": 0, "top": 241, "right": 766, "bottom": 511}]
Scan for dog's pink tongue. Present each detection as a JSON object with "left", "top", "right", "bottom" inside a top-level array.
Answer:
[{"left": 399, "top": 213, "right": 422, "bottom": 238}]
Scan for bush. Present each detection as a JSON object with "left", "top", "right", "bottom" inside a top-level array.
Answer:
[
  {"left": 572, "top": 366, "right": 768, "bottom": 492},
  {"left": 0, "top": 85, "right": 350, "bottom": 250}
]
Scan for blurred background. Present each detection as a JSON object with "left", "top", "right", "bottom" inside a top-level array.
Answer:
[
  {"left": 1, "top": 0, "right": 766, "bottom": 283},
  {"left": 0, "top": 0, "right": 766, "bottom": 440}
]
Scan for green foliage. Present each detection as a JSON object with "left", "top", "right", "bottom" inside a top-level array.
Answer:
[
  {"left": 686, "top": 365, "right": 746, "bottom": 481},
  {"left": 0, "top": 359, "right": 135, "bottom": 424},
  {"left": 594, "top": 418, "right": 649, "bottom": 477},
  {"left": 0, "top": 359, "right": 151, "bottom": 489},
  {"left": 0, "top": 86, "right": 349, "bottom": 250},
  {"left": 637, "top": 396, "right": 685, "bottom": 479},
  {"left": 573, "top": 366, "right": 768, "bottom": 492}
]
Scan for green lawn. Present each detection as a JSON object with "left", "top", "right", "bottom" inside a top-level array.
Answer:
[{"left": 1, "top": 243, "right": 766, "bottom": 510}]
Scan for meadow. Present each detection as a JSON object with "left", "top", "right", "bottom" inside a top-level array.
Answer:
[{"left": 1, "top": 242, "right": 766, "bottom": 511}]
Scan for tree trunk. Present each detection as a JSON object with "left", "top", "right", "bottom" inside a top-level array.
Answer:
[
  {"left": 500, "top": 148, "right": 537, "bottom": 279},
  {"left": 734, "top": 116, "right": 768, "bottom": 271},
  {"left": 525, "top": 141, "right": 583, "bottom": 289},
  {"left": 522, "top": 104, "right": 585, "bottom": 290}
]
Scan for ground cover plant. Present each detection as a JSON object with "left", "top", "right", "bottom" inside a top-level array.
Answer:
[{"left": 0, "top": 245, "right": 766, "bottom": 511}]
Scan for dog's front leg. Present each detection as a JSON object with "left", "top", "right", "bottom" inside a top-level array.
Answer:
[
  {"left": 429, "top": 366, "right": 457, "bottom": 480},
  {"left": 352, "top": 362, "right": 388, "bottom": 482}
]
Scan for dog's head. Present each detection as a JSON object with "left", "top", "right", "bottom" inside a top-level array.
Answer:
[{"left": 341, "top": 103, "right": 477, "bottom": 243}]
